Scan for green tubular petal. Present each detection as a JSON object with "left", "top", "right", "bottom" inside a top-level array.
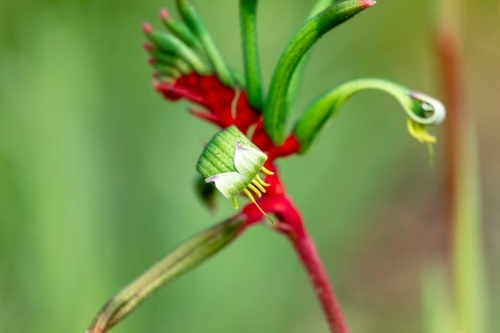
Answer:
[
  {"left": 240, "top": 0, "right": 264, "bottom": 111},
  {"left": 154, "top": 64, "right": 182, "bottom": 79},
  {"left": 287, "top": 0, "right": 336, "bottom": 116},
  {"left": 230, "top": 67, "right": 246, "bottom": 88},
  {"left": 87, "top": 216, "right": 245, "bottom": 333},
  {"left": 176, "top": 0, "right": 235, "bottom": 86},
  {"left": 293, "top": 78, "right": 446, "bottom": 154},
  {"left": 146, "top": 30, "right": 208, "bottom": 74},
  {"left": 160, "top": 9, "right": 201, "bottom": 48},
  {"left": 150, "top": 49, "right": 192, "bottom": 74},
  {"left": 264, "top": 0, "right": 374, "bottom": 146}
]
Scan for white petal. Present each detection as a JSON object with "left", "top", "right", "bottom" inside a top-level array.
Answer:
[
  {"left": 234, "top": 140, "right": 267, "bottom": 178},
  {"left": 206, "top": 172, "right": 245, "bottom": 199},
  {"left": 409, "top": 91, "right": 446, "bottom": 125}
]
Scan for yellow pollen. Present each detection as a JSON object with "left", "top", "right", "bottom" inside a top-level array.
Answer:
[
  {"left": 261, "top": 166, "right": 275, "bottom": 176},
  {"left": 243, "top": 188, "right": 274, "bottom": 224},
  {"left": 232, "top": 197, "right": 239, "bottom": 209},
  {"left": 255, "top": 174, "right": 270, "bottom": 187},
  {"left": 247, "top": 183, "right": 262, "bottom": 197},
  {"left": 251, "top": 179, "right": 266, "bottom": 193}
]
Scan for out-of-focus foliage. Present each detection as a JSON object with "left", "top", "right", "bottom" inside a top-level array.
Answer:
[{"left": 0, "top": 1, "right": 498, "bottom": 333}]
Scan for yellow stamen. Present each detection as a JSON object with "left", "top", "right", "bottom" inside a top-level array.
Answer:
[
  {"left": 232, "top": 196, "right": 239, "bottom": 209},
  {"left": 243, "top": 188, "right": 274, "bottom": 224},
  {"left": 251, "top": 179, "right": 266, "bottom": 193},
  {"left": 406, "top": 118, "right": 437, "bottom": 143},
  {"left": 255, "top": 174, "right": 270, "bottom": 187},
  {"left": 247, "top": 183, "right": 262, "bottom": 197},
  {"left": 261, "top": 166, "right": 275, "bottom": 176},
  {"left": 231, "top": 89, "right": 241, "bottom": 119}
]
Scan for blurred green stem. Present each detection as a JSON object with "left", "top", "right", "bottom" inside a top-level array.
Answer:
[
  {"left": 434, "top": 0, "right": 488, "bottom": 331},
  {"left": 86, "top": 215, "right": 245, "bottom": 333}
]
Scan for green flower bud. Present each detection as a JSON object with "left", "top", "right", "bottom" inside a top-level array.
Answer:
[{"left": 196, "top": 126, "right": 274, "bottom": 220}]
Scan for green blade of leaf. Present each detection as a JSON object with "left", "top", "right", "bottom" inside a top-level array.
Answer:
[
  {"left": 86, "top": 215, "right": 245, "bottom": 333},
  {"left": 264, "top": 0, "right": 374, "bottom": 145}
]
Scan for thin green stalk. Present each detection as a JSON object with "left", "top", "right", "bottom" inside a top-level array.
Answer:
[{"left": 240, "top": 0, "right": 264, "bottom": 111}]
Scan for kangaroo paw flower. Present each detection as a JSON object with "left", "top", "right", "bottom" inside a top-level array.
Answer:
[{"left": 197, "top": 126, "right": 274, "bottom": 222}]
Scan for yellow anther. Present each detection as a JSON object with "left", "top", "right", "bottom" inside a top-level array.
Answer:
[
  {"left": 247, "top": 183, "right": 262, "bottom": 197},
  {"left": 261, "top": 166, "right": 275, "bottom": 176},
  {"left": 255, "top": 174, "right": 270, "bottom": 187},
  {"left": 251, "top": 179, "right": 266, "bottom": 193},
  {"left": 232, "top": 197, "right": 239, "bottom": 209},
  {"left": 243, "top": 188, "right": 274, "bottom": 224}
]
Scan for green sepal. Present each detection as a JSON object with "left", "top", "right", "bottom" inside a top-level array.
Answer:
[
  {"left": 86, "top": 215, "right": 245, "bottom": 333},
  {"left": 264, "top": 0, "right": 373, "bottom": 146},
  {"left": 293, "top": 78, "right": 446, "bottom": 154}
]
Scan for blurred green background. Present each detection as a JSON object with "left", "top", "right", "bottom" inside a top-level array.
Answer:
[{"left": 0, "top": 0, "right": 498, "bottom": 332}]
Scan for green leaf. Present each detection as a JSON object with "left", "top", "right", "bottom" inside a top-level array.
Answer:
[
  {"left": 293, "top": 78, "right": 445, "bottom": 153},
  {"left": 240, "top": 0, "right": 264, "bottom": 111},
  {"left": 264, "top": 0, "right": 375, "bottom": 145},
  {"left": 86, "top": 216, "right": 245, "bottom": 333},
  {"left": 176, "top": 0, "right": 235, "bottom": 86}
]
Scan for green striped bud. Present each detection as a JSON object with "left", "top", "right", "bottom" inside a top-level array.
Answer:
[{"left": 196, "top": 126, "right": 274, "bottom": 221}]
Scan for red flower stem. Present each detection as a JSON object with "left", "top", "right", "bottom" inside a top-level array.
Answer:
[
  {"left": 289, "top": 230, "right": 350, "bottom": 333},
  {"left": 243, "top": 195, "right": 349, "bottom": 333}
]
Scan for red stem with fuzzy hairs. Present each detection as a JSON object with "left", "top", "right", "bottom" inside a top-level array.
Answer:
[{"left": 241, "top": 170, "right": 349, "bottom": 333}]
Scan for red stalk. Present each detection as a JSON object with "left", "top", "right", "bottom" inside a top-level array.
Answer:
[{"left": 242, "top": 184, "right": 349, "bottom": 333}]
